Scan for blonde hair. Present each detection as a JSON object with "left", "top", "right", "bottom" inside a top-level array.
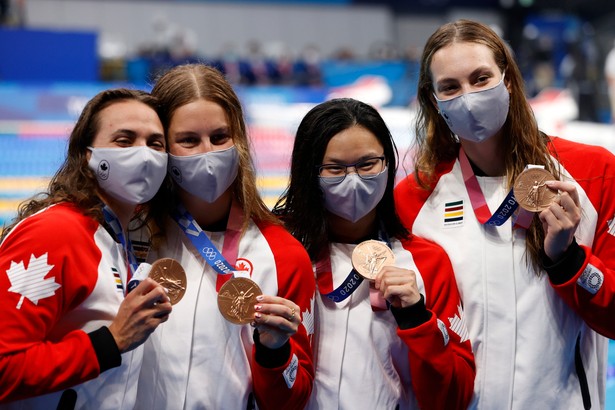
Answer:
[{"left": 151, "top": 64, "right": 277, "bottom": 232}]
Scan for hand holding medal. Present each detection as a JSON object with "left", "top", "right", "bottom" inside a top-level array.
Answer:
[
  {"left": 513, "top": 168, "right": 559, "bottom": 212},
  {"left": 217, "top": 274, "right": 301, "bottom": 350},
  {"left": 128, "top": 258, "right": 187, "bottom": 305},
  {"left": 217, "top": 277, "right": 262, "bottom": 325},
  {"left": 351, "top": 240, "right": 395, "bottom": 280}
]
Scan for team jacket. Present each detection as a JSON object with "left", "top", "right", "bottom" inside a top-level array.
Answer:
[
  {"left": 394, "top": 137, "right": 615, "bottom": 409},
  {"left": 306, "top": 236, "right": 475, "bottom": 410},
  {"left": 134, "top": 217, "right": 315, "bottom": 410},
  {"left": 0, "top": 203, "right": 140, "bottom": 409}
]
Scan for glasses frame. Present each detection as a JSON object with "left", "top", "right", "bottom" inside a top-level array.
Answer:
[{"left": 317, "top": 156, "right": 386, "bottom": 184}]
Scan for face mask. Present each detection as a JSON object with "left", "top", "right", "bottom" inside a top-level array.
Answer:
[
  {"left": 88, "top": 146, "right": 168, "bottom": 205},
  {"left": 319, "top": 168, "right": 388, "bottom": 223},
  {"left": 168, "top": 145, "right": 239, "bottom": 203},
  {"left": 435, "top": 75, "right": 509, "bottom": 143}
]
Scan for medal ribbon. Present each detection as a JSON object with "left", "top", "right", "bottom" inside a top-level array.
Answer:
[
  {"left": 316, "top": 225, "right": 391, "bottom": 310},
  {"left": 172, "top": 200, "right": 245, "bottom": 291},
  {"left": 459, "top": 147, "right": 533, "bottom": 229},
  {"left": 102, "top": 206, "right": 139, "bottom": 292}
]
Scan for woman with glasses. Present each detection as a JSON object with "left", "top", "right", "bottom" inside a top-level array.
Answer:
[{"left": 273, "top": 98, "right": 475, "bottom": 409}]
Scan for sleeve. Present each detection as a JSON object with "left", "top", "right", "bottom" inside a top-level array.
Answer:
[
  {"left": 250, "top": 225, "right": 315, "bottom": 410},
  {"left": 546, "top": 139, "right": 615, "bottom": 339},
  {"left": 0, "top": 208, "right": 117, "bottom": 403},
  {"left": 397, "top": 238, "right": 476, "bottom": 410}
]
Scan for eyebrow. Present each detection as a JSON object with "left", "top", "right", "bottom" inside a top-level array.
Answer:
[
  {"left": 322, "top": 153, "right": 383, "bottom": 164},
  {"left": 112, "top": 129, "right": 137, "bottom": 137},
  {"left": 436, "top": 66, "right": 495, "bottom": 85}
]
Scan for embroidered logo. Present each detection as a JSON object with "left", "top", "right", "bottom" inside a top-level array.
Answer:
[
  {"left": 112, "top": 267, "right": 123, "bottom": 292},
  {"left": 608, "top": 215, "right": 615, "bottom": 237},
  {"left": 235, "top": 258, "right": 253, "bottom": 277},
  {"left": 302, "top": 296, "right": 315, "bottom": 340},
  {"left": 577, "top": 263, "right": 603, "bottom": 295},
  {"left": 437, "top": 319, "right": 450, "bottom": 346},
  {"left": 7, "top": 253, "right": 60, "bottom": 309},
  {"left": 283, "top": 354, "right": 299, "bottom": 389},
  {"left": 444, "top": 200, "right": 464, "bottom": 228},
  {"left": 448, "top": 303, "right": 469, "bottom": 343}
]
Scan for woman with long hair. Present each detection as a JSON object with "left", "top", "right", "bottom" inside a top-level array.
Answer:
[
  {"left": 134, "top": 64, "right": 315, "bottom": 410},
  {"left": 0, "top": 88, "right": 172, "bottom": 409},
  {"left": 395, "top": 19, "right": 615, "bottom": 408},
  {"left": 274, "top": 98, "right": 475, "bottom": 409}
]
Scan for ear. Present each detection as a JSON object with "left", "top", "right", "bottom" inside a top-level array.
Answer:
[{"left": 430, "top": 93, "right": 439, "bottom": 113}]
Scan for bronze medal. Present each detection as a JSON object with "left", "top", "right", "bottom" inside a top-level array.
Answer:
[
  {"left": 217, "top": 277, "right": 262, "bottom": 325},
  {"left": 513, "top": 168, "right": 558, "bottom": 212},
  {"left": 148, "top": 258, "right": 187, "bottom": 305},
  {"left": 351, "top": 239, "right": 395, "bottom": 281}
]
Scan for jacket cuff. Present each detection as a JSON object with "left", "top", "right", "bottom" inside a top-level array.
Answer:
[
  {"left": 88, "top": 326, "right": 122, "bottom": 373},
  {"left": 390, "top": 294, "right": 432, "bottom": 330},
  {"left": 540, "top": 238, "right": 586, "bottom": 285},
  {"left": 253, "top": 329, "right": 291, "bottom": 368}
]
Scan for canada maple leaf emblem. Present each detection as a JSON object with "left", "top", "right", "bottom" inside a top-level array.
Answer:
[
  {"left": 6, "top": 253, "right": 60, "bottom": 309},
  {"left": 301, "top": 296, "right": 315, "bottom": 337}
]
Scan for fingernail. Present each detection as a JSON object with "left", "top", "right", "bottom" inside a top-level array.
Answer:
[
  {"left": 254, "top": 305, "right": 262, "bottom": 311},
  {"left": 256, "top": 295, "right": 264, "bottom": 301},
  {"left": 164, "top": 287, "right": 169, "bottom": 294},
  {"left": 255, "top": 312, "right": 262, "bottom": 318}
]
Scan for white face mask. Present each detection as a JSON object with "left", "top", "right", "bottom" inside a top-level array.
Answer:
[
  {"left": 168, "top": 145, "right": 239, "bottom": 203},
  {"left": 319, "top": 168, "right": 388, "bottom": 223},
  {"left": 435, "top": 74, "right": 509, "bottom": 143},
  {"left": 88, "top": 146, "right": 168, "bottom": 205}
]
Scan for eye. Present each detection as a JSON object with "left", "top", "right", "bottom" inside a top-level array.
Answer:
[
  {"left": 148, "top": 137, "right": 166, "bottom": 151},
  {"left": 175, "top": 135, "right": 200, "bottom": 147},
  {"left": 476, "top": 75, "right": 491, "bottom": 85},
  {"left": 436, "top": 83, "right": 459, "bottom": 97},
  {"left": 357, "top": 158, "right": 380, "bottom": 171},
  {"left": 320, "top": 164, "right": 345, "bottom": 175},
  {"left": 113, "top": 136, "right": 133, "bottom": 147},
  {"left": 210, "top": 133, "right": 232, "bottom": 146}
]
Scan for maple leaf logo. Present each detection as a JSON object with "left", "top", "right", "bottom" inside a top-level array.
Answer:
[
  {"left": 6, "top": 253, "right": 60, "bottom": 309},
  {"left": 301, "top": 296, "right": 315, "bottom": 337},
  {"left": 448, "top": 303, "right": 469, "bottom": 343}
]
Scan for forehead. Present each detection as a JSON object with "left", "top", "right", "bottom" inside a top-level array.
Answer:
[
  {"left": 169, "top": 99, "right": 228, "bottom": 128},
  {"left": 430, "top": 41, "right": 497, "bottom": 82},
  {"left": 324, "top": 125, "right": 383, "bottom": 159},
  {"left": 97, "top": 100, "right": 159, "bottom": 127}
]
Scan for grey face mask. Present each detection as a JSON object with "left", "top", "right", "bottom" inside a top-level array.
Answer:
[
  {"left": 88, "top": 146, "right": 168, "bottom": 205},
  {"left": 319, "top": 168, "right": 388, "bottom": 223},
  {"left": 435, "top": 75, "right": 509, "bottom": 143},
  {"left": 168, "top": 145, "right": 239, "bottom": 203}
]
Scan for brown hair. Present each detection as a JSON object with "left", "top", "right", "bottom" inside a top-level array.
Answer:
[
  {"left": 150, "top": 64, "right": 277, "bottom": 231},
  {"left": 414, "top": 19, "right": 559, "bottom": 270},
  {"left": 2, "top": 88, "right": 161, "bottom": 240}
]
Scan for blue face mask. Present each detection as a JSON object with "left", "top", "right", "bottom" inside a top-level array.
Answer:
[
  {"left": 319, "top": 168, "right": 388, "bottom": 223},
  {"left": 435, "top": 74, "right": 510, "bottom": 143},
  {"left": 168, "top": 145, "right": 239, "bottom": 203}
]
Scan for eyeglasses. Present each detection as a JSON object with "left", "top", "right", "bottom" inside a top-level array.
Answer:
[{"left": 317, "top": 156, "right": 386, "bottom": 183}]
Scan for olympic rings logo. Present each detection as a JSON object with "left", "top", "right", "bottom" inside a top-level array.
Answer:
[{"left": 202, "top": 247, "right": 217, "bottom": 260}]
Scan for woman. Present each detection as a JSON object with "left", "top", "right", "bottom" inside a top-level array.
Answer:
[
  {"left": 135, "top": 64, "right": 315, "bottom": 410},
  {"left": 0, "top": 88, "right": 172, "bottom": 409},
  {"left": 273, "top": 98, "right": 475, "bottom": 409},
  {"left": 394, "top": 19, "right": 615, "bottom": 409}
]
